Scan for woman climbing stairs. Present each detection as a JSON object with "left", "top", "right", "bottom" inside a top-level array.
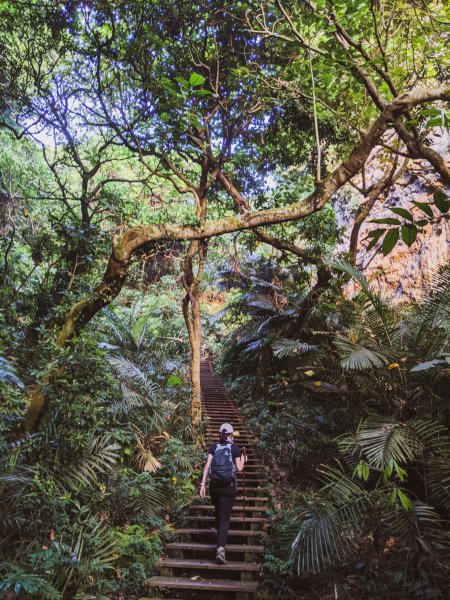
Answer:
[{"left": 146, "top": 359, "right": 267, "bottom": 599}]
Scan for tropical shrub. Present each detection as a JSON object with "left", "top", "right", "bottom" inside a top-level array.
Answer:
[{"left": 219, "top": 260, "right": 450, "bottom": 598}]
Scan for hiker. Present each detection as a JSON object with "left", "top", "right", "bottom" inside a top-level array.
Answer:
[{"left": 199, "top": 422, "right": 248, "bottom": 565}]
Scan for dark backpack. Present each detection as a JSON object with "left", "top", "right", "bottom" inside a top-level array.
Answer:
[{"left": 209, "top": 443, "right": 236, "bottom": 483}]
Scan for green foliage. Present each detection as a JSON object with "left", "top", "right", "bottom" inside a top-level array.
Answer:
[
  {"left": 220, "top": 259, "right": 450, "bottom": 597},
  {"left": 367, "top": 190, "right": 450, "bottom": 255},
  {"left": 0, "top": 299, "right": 198, "bottom": 598}
]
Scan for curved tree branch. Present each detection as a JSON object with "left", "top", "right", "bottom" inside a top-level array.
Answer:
[{"left": 57, "top": 84, "right": 450, "bottom": 345}]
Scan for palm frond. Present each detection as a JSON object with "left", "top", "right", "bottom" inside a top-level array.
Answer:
[
  {"left": 61, "top": 436, "right": 120, "bottom": 490},
  {"left": 243, "top": 338, "right": 266, "bottom": 353},
  {"left": 244, "top": 293, "right": 278, "bottom": 313},
  {"left": 333, "top": 335, "right": 389, "bottom": 370},
  {"left": 414, "top": 264, "right": 450, "bottom": 352},
  {"left": 382, "top": 500, "right": 447, "bottom": 552},
  {"left": 339, "top": 417, "right": 425, "bottom": 468},
  {"left": 134, "top": 439, "right": 162, "bottom": 473},
  {"left": 290, "top": 470, "right": 371, "bottom": 573},
  {"left": 272, "top": 338, "right": 317, "bottom": 359},
  {"left": 0, "top": 356, "right": 24, "bottom": 388},
  {"left": 330, "top": 260, "right": 399, "bottom": 349},
  {"left": 88, "top": 521, "right": 118, "bottom": 564},
  {"left": 132, "top": 485, "right": 168, "bottom": 520},
  {"left": 102, "top": 307, "right": 138, "bottom": 349},
  {"left": 410, "top": 357, "right": 450, "bottom": 372},
  {"left": 108, "top": 356, "right": 159, "bottom": 401}
]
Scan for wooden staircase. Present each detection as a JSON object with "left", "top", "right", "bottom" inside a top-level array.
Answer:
[{"left": 145, "top": 359, "right": 267, "bottom": 599}]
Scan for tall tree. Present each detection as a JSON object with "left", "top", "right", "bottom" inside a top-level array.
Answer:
[{"left": 2, "top": 0, "right": 448, "bottom": 429}]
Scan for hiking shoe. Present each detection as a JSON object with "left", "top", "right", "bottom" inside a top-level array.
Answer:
[{"left": 216, "top": 546, "right": 226, "bottom": 565}]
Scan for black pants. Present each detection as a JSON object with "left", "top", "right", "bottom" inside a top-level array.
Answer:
[{"left": 209, "top": 480, "right": 237, "bottom": 548}]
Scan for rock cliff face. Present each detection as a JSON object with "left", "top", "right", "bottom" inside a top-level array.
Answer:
[{"left": 333, "top": 130, "right": 450, "bottom": 302}]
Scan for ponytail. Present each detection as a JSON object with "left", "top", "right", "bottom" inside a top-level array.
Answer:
[{"left": 219, "top": 429, "right": 230, "bottom": 444}]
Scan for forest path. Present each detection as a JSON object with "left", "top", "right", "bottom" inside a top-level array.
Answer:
[{"left": 146, "top": 358, "right": 267, "bottom": 599}]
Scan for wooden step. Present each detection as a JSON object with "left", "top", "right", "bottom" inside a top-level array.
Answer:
[
  {"left": 186, "top": 516, "right": 266, "bottom": 524},
  {"left": 147, "top": 576, "right": 259, "bottom": 594},
  {"left": 193, "top": 496, "right": 269, "bottom": 503},
  {"left": 201, "top": 486, "right": 266, "bottom": 496},
  {"left": 156, "top": 558, "right": 260, "bottom": 572},
  {"left": 175, "top": 528, "right": 266, "bottom": 538},
  {"left": 166, "top": 542, "right": 264, "bottom": 553},
  {"left": 190, "top": 505, "right": 267, "bottom": 513},
  {"left": 204, "top": 410, "right": 238, "bottom": 413},
  {"left": 206, "top": 417, "right": 246, "bottom": 421},
  {"left": 206, "top": 418, "right": 247, "bottom": 423}
]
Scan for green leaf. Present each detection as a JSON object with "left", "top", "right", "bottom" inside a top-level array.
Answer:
[
  {"left": 397, "top": 488, "right": 414, "bottom": 511},
  {"left": 175, "top": 76, "right": 190, "bottom": 90},
  {"left": 382, "top": 228, "right": 399, "bottom": 256},
  {"left": 394, "top": 463, "right": 407, "bottom": 482},
  {"left": 362, "top": 462, "right": 369, "bottom": 481},
  {"left": 189, "top": 72, "right": 206, "bottom": 86},
  {"left": 385, "top": 460, "right": 394, "bottom": 478},
  {"left": 370, "top": 217, "right": 401, "bottom": 225},
  {"left": 367, "top": 228, "right": 387, "bottom": 238},
  {"left": 354, "top": 460, "right": 369, "bottom": 480},
  {"left": 433, "top": 190, "right": 450, "bottom": 213},
  {"left": 411, "top": 200, "right": 433, "bottom": 218},
  {"left": 416, "top": 219, "right": 429, "bottom": 228},
  {"left": 187, "top": 112, "right": 203, "bottom": 128},
  {"left": 366, "top": 229, "right": 385, "bottom": 251},
  {"left": 195, "top": 88, "right": 213, "bottom": 96},
  {"left": 390, "top": 207, "right": 414, "bottom": 222},
  {"left": 401, "top": 224, "right": 417, "bottom": 246}
]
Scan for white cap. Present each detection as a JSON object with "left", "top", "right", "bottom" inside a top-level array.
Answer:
[{"left": 219, "top": 423, "right": 233, "bottom": 434}]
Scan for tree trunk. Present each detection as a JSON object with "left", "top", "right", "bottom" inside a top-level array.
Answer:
[
  {"left": 190, "top": 304, "right": 202, "bottom": 426},
  {"left": 181, "top": 240, "right": 207, "bottom": 426}
]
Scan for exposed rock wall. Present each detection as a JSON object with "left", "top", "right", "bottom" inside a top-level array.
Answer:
[{"left": 333, "top": 130, "right": 450, "bottom": 301}]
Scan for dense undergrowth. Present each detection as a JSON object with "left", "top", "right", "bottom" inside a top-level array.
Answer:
[
  {"left": 217, "top": 257, "right": 450, "bottom": 599},
  {"left": 0, "top": 293, "right": 201, "bottom": 599}
]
